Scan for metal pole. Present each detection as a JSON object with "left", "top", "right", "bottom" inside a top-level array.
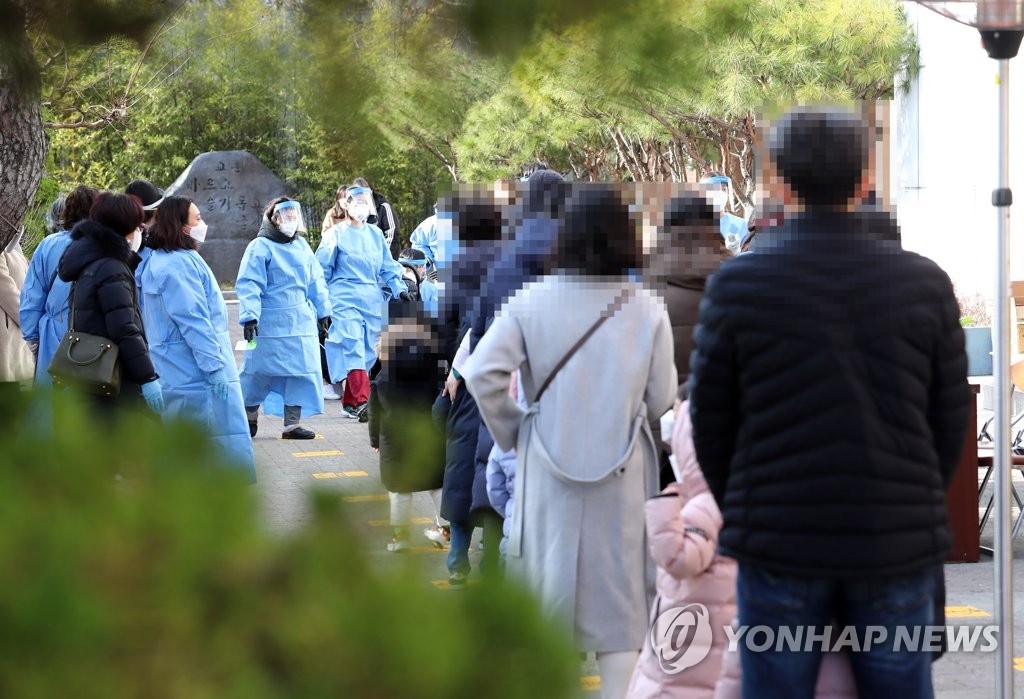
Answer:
[{"left": 994, "top": 56, "right": 1015, "bottom": 699}]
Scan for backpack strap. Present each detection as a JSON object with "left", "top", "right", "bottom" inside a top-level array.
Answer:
[{"left": 533, "top": 286, "right": 635, "bottom": 403}]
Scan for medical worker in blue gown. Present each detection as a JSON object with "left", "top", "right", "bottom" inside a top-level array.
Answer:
[
  {"left": 316, "top": 184, "right": 410, "bottom": 421},
  {"left": 19, "top": 185, "right": 97, "bottom": 384},
  {"left": 236, "top": 198, "right": 332, "bottom": 439},
  {"left": 136, "top": 195, "right": 256, "bottom": 482}
]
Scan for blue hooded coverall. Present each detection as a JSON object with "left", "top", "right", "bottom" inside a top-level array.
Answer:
[
  {"left": 236, "top": 236, "right": 331, "bottom": 417},
  {"left": 19, "top": 230, "right": 74, "bottom": 384},
  {"left": 316, "top": 222, "right": 407, "bottom": 382},
  {"left": 137, "top": 248, "right": 256, "bottom": 482}
]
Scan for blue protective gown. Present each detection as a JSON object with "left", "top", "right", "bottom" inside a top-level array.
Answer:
[
  {"left": 138, "top": 249, "right": 256, "bottom": 482},
  {"left": 410, "top": 214, "right": 438, "bottom": 266},
  {"left": 19, "top": 230, "right": 73, "bottom": 384},
  {"left": 420, "top": 277, "right": 439, "bottom": 317},
  {"left": 236, "top": 236, "right": 331, "bottom": 417},
  {"left": 316, "top": 222, "right": 407, "bottom": 381}
]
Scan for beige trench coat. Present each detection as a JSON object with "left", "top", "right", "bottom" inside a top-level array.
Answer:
[{"left": 464, "top": 275, "right": 677, "bottom": 652}]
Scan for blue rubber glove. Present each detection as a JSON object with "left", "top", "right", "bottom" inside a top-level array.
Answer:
[
  {"left": 207, "top": 368, "right": 231, "bottom": 401},
  {"left": 141, "top": 379, "right": 165, "bottom": 414}
]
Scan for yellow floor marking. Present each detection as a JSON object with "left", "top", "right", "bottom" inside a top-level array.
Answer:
[
  {"left": 369, "top": 517, "right": 434, "bottom": 527},
  {"left": 580, "top": 675, "right": 601, "bottom": 691},
  {"left": 277, "top": 434, "right": 325, "bottom": 440},
  {"left": 311, "top": 471, "right": 367, "bottom": 479},
  {"left": 1014, "top": 658, "right": 1024, "bottom": 672},
  {"left": 343, "top": 494, "right": 389, "bottom": 503},
  {"left": 431, "top": 578, "right": 481, "bottom": 590},
  {"left": 945, "top": 605, "right": 992, "bottom": 618},
  {"left": 293, "top": 450, "right": 343, "bottom": 458}
]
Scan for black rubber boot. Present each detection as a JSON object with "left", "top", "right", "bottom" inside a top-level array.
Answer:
[{"left": 281, "top": 426, "right": 316, "bottom": 440}]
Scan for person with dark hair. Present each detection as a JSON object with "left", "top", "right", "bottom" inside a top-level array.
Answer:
[
  {"left": 55, "top": 192, "right": 163, "bottom": 413},
  {"left": 463, "top": 184, "right": 677, "bottom": 695},
  {"left": 434, "top": 196, "right": 506, "bottom": 582},
  {"left": 368, "top": 305, "right": 448, "bottom": 552},
  {"left": 465, "top": 169, "right": 568, "bottom": 353},
  {"left": 645, "top": 194, "right": 726, "bottom": 385},
  {"left": 136, "top": 195, "right": 256, "bottom": 481},
  {"left": 688, "top": 107, "right": 970, "bottom": 698},
  {"left": 321, "top": 184, "right": 348, "bottom": 241},
  {"left": 20, "top": 184, "right": 98, "bottom": 385},
  {"left": 124, "top": 179, "right": 163, "bottom": 221},
  {"left": 520, "top": 160, "right": 549, "bottom": 180},
  {"left": 397, "top": 247, "right": 437, "bottom": 315},
  {"left": 316, "top": 184, "right": 410, "bottom": 421},
  {"left": 642, "top": 194, "right": 728, "bottom": 490},
  {"left": 236, "top": 197, "right": 331, "bottom": 440}
]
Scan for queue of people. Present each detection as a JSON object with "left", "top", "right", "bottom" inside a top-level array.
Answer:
[{"left": 2, "top": 106, "right": 970, "bottom": 699}]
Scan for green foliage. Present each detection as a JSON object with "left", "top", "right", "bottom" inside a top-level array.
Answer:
[
  {"left": 0, "top": 390, "right": 578, "bottom": 698},
  {"left": 21, "top": 165, "right": 62, "bottom": 257},
  {"left": 24, "top": 0, "right": 918, "bottom": 254}
]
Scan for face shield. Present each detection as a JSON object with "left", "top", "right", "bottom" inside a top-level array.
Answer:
[
  {"left": 346, "top": 186, "right": 374, "bottom": 223},
  {"left": 272, "top": 200, "right": 306, "bottom": 237},
  {"left": 700, "top": 175, "right": 732, "bottom": 213}
]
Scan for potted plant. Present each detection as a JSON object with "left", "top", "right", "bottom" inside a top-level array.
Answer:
[{"left": 958, "top": 290, "right": 992, "bottom": 376}]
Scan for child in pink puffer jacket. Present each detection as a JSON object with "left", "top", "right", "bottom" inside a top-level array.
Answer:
[
  {"left": 627, "top": 400, "right": 858, "bottom": 699},
  {"left": 626, "top": 400, "right": 738, "bottom": 699}
]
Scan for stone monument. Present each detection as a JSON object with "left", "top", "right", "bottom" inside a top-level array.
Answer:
[{"left": 165, "top": 151, "right": 291, "bottom": 283}]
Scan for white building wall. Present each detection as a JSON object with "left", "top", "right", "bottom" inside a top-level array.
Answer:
[{"left": 892, "top": 2, "right": 1024, "bottom": 297}]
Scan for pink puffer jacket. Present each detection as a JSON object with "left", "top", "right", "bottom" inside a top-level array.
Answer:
[{"left": 626, "top": 403, "right": 737, "bottom": 699}]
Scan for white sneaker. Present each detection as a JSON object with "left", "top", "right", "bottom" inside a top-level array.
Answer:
[
  {"left": 323, "top": 383, "right": 341, "bottom": 401},
  {"left": 424, "top": 525, "right": 450, "bottom": 549},
  {"left": 386, "top": 538, "right": 410, "bottom": 553}
]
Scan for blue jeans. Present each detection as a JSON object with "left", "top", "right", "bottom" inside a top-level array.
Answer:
[
  {"left": 737, "top": 564, "right": 936, "bottom": 699},
  {"left": 447, "top": 521, "right": 472, "bottom": 575}
]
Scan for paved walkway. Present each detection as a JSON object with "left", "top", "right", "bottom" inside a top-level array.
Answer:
[{"left": 229, "top": 299, "right": 1024, "bottom": 697}]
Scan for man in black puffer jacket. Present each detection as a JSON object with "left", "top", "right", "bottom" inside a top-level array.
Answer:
[
  {"left": 57, "top": 193, "right": 162, "bottom": 413},
  {"left": 689, "top": 108, "right": 969, "bottom": 697}
]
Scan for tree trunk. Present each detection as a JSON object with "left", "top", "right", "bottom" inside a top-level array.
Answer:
[{"left": 0, "top": 21, "right": 46, "bottom": 250}]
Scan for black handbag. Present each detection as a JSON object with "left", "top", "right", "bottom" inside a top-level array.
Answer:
[{"left": 48, "top": 281, "right": 122, "bottom": 397}]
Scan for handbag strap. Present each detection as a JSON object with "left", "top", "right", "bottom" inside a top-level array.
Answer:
[
  {"left": 534, "top": 286, "right": 635, "bottom": 403},
  {"left": 68, "top": 281, "right": 77, "bottom": 332}
]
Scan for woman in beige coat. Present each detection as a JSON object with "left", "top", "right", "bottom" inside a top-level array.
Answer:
[
  {"left": 0, "top": 232, "right": 37, "bottom": 387},
  {"left": 464, "top": 185, "right": 677, "bottom": 699}
]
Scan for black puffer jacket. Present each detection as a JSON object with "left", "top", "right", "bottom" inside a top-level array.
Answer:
[
  {"left": 689, "top": 211, "right": 970, "bottom": 578},
  {"left": 368, "top": 315, "right": 447, "bottom": 494},
  {"left": 57, "top": 220, "right": 157, "bottom": 388}
]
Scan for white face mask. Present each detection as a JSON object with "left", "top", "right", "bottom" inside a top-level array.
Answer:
[
  {"left": 708, "top": 190, "right": 729, "bottom": 212},
  {"left": 186, "top": 220, "right": 208, "bottom": 243},
  {"left": 349, "top": 202, "right": 371, "bottom": 223},
  {"left": 128, "top": 228, "right": 142, "bottom": 253},
  {"left": 279, "top": 220, "right": 299, "bottom": 237}
]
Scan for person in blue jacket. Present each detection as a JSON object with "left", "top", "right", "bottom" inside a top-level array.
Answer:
[
  {"left": 316, "top": 184, "right": 410, "bottom": 421},
  {"left": 397, "top": 248, "right": 438, "bottom": 317},
  {"left": 20, "top": 185, "right": 97, "bottom": 384},
  {"left": 237, "top": 197, "right": 331, "bottom": 440},
  {"left": 137, "top": 195, "right": 256, "bottom": 482}
]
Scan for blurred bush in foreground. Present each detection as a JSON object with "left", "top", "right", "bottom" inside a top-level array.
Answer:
[{"left": 0, "top": 391, "right": 577, "bottom": 699}]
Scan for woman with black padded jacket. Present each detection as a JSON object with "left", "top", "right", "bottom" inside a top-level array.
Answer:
[{"left": 56, "top": 192, "right": 164, "bottom": 414}]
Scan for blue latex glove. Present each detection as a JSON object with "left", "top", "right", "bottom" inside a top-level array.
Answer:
[
  {"left": 141, "top": 379, "right": 165, "bottom": 414},
  {"left": 207, "top": 368, "right": 231, "bottom": 401}
]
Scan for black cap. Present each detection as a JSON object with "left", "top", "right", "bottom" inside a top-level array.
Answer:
[{"left": 124, "top": 179, "right": 164, "bottom": 211}]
